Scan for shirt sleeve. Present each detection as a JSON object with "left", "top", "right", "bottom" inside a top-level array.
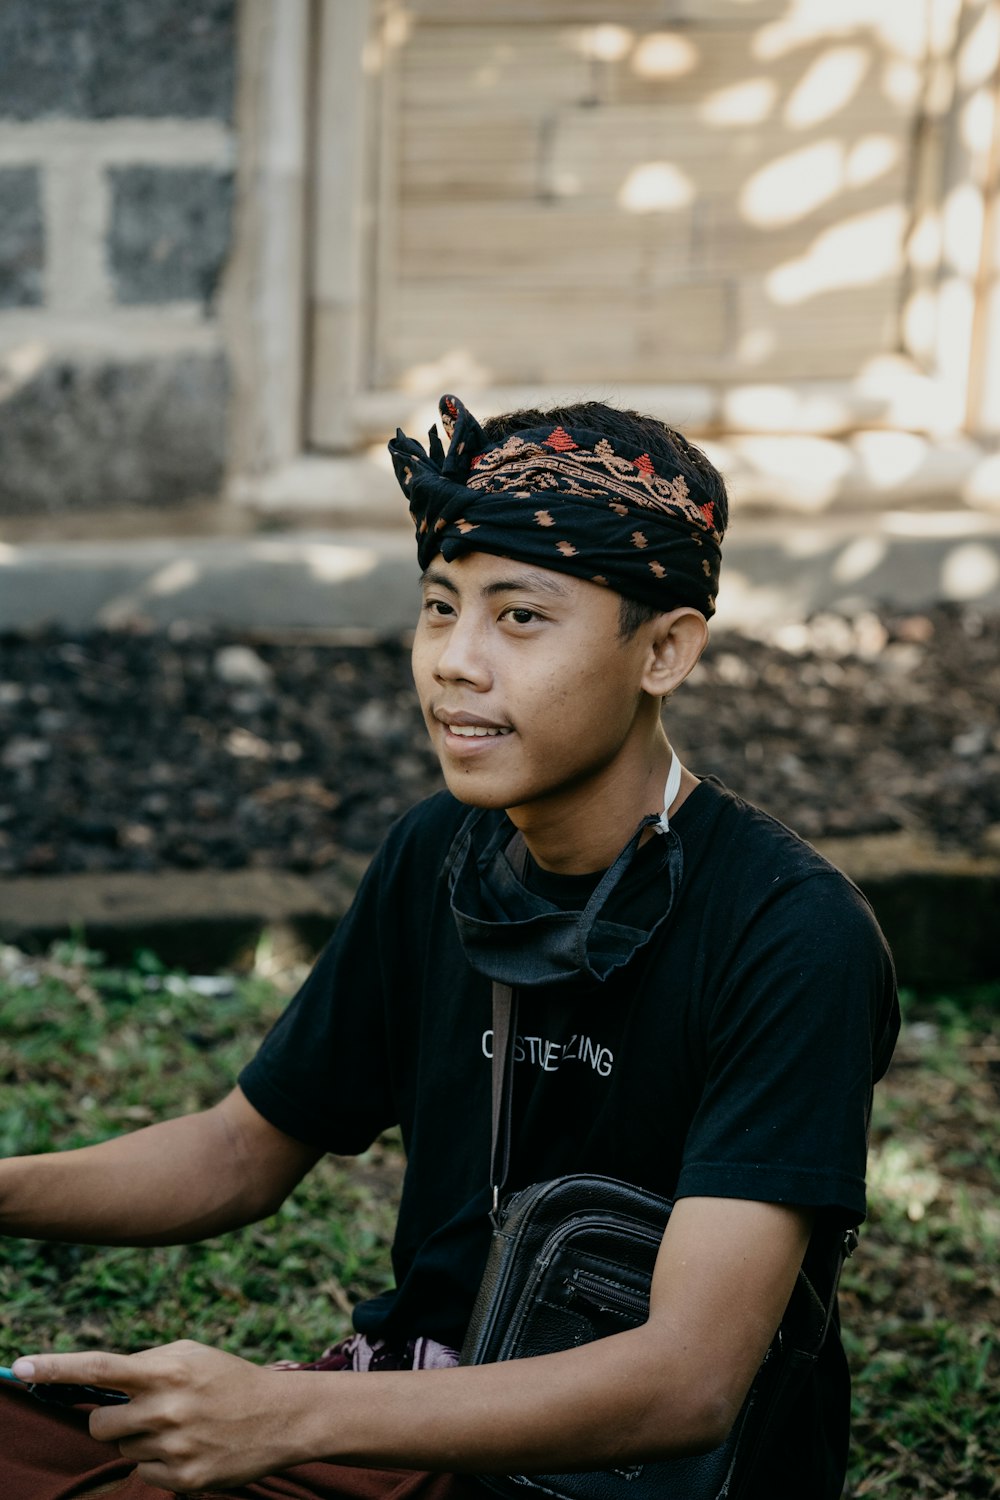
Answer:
[
  {"left": 238, "top": 843, "right": 397, "bottom": 1154},
  {"left": 675, "top": 870, "right": 898, "bottom": 1224}
]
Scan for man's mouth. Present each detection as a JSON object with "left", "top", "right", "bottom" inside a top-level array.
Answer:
[
  {"left": 434, "top": 710, "right": 513, "bottom": 739},
  {"left": 446, "top": 726, "right": 512, "bottom": 738}
]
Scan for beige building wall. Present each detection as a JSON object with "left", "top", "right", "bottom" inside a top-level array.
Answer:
[{"left": 229, "top": 0, "right": 1000, "bottom": 524}]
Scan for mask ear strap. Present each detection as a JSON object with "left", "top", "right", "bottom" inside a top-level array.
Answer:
[{"left": 655, "top": 750, "right": 683, "bottom": 835}]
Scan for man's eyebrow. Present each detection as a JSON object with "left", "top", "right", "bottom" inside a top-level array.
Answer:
[
  {"left": 420, "top": 568, "right": 458, "bottom": 595},
  {"left": 420, "top": 567, "right": 571, "bottom": 600},
  {"left": 480, "top": 571, "right": 570, "bottom": 599}
]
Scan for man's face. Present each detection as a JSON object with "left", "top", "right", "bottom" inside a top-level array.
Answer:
[{"left": 412, "top": 550, "right": 656, "bottom": 814}]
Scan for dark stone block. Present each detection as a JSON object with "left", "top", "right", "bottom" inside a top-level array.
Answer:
[
  {"left": 0, "top": 353, "right": 228, "bottom": 513},
  {"left": 0, "top": 1, "right": 235, "bottom": 121},
  {"left": 0, "top": 167, "right": 44, "bottom": 306},
  {"left": 109, "top": 166, "right": 233, "bottom": 306}
]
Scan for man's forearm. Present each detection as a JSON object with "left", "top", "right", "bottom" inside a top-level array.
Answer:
[
  {"left": 0, "top": 1103, "right": 280, "bottom": 1246},
  {"left": 286, "top": 1328, "right": 731, "bottom": 1475},
  {"left": 22, "top": 1329, "right": 735, "bottom": 1492}
]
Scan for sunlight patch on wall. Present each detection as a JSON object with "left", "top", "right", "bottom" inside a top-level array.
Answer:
[
  {"left": 963, "top": 452, "right": 1000, "bottom": 512},
  {"left": 631, "top": 32, "right": 698, "bottom": 81},
  {"left": 902, "top": 288, "right": 939, "bottom": 361},
  {"left": 958, "top": 3, "right": 1000, "bottom": 90},
  {"left": 401, "top": 348, "right": 491, "bottom": 397},
  {"left": 942, "top": 183, "right": 985, "bottom": 278},
  {"left": 846, "top": 135, "right": 899, "bottom": 188},
  {"left": 577, "top": 25, "right": 632, "bottom": 63},
  {"left": 853, "top": 431, "right": 928, "bottom": 490},
  {"left": 754, "top": 0, "right": 928, "bottom": 62},
  {"left": 618, "top": 161, "right": 694, "bottom": 214},
  {"left": 783, "top": 46, "right": 870, "bottom": 129},
  {"left": 881, "top": 57, "right": 922, "bottom": 108},
  {"left": 733, "top": 434, "right": 854, "bottom": 508},
  {"left": 907, "top": 209, "right": 943, "bottom": 271},
  {"left": 936, "top": 276, "right": 977, "bottom": 395},
  {"left": 741, "top": 140, "right": 844, "bottom": 226},
  {"left": 701, "top": 77, "right": 777, "bottom": 127},
  {"left": 961, "top": 87, "right": 996, "bottom": 154},
  {"left": 858, "top": 355, "right": 964, "bottom": 434},
  {"left": 766, "top": 205, "right": 906, "bottom": 305},
  {"left": 741, "top": 138, "right": 898, "bottom": 229},
  {"left": 736, "top": 327, "right": 777, "bottom": 366},
  {"left": 722, "top": 384, "right": 851, "bottom": 433}
]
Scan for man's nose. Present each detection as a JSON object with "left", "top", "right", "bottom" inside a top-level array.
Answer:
[{"left": 434, "top": 614, "right": 492, "bottom": 688}]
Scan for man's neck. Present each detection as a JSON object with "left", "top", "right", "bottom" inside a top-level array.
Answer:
[{"left": 506, "top": 739, "right": 696, "bottom": 875}]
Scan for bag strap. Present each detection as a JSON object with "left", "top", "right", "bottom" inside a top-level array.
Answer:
[
  {"left": 490, "top": 979, "right": 517, "bottom": 1223},
  {"left": 489, "top": 832, "right": 530, "bottom": 1223}
]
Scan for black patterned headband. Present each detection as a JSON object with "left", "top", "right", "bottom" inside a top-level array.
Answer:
[{"left": 388, "top": 394, "right": 723, "bottom": 618}]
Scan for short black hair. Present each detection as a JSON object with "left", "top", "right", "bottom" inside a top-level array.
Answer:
[{"left": 482, "top": 400, "right": 728, "bottom": 637}]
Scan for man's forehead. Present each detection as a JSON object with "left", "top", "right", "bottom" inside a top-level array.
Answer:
[{"left": 420, "top": 554, "right": 574, "bottom": 598}]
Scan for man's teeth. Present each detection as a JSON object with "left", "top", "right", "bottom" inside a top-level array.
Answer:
[{"left": 447, "top": 724, "right": 511, "bottom": 737}]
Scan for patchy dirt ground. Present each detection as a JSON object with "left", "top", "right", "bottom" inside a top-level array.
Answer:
[{"left": 1, "top": 603, "right": 998, "bottom": 877}]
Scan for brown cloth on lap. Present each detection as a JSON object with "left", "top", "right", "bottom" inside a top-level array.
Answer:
[{"left": 0, "top": 1378, "right": 483, "bottom": 1500}]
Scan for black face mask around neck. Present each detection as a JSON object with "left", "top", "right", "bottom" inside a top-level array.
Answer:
[{"left": 445, "top": 807, "right": 684, "bottom": 989}]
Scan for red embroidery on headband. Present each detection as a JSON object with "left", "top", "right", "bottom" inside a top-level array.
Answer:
[
  {"left": 545, "top": 427, "right": 578, "bottom": 452},
  {"left": 634, "top": 453, "right": 655, "bottom": 476},
  {"left": 699, "top": 501, "right": 715, "bottom": 526},
  {"left": 469, "top": 453, "right": 482, "bottom": 468}
]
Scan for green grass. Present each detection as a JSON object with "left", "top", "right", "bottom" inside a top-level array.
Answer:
[
  {"left": 843, "top": 988, "right": 1000, "bottom": 1498},
  {"left": 0, "top": 942, "right": 402, "bottom": 1362},
  {"left": 1, "top": 943, "right": 997, "bottom": 1495}
]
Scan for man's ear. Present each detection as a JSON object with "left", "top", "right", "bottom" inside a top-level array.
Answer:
[{"left": 640, "top": 608, "right": 709, "bottom": 699}]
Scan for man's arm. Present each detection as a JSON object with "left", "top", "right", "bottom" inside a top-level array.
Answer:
[
  {"left": 18, "top": 1196, "right": 813, "bottom": 1493},
  {"left": 0, "top": 1086, "right": 321, "bottom": 1245}
]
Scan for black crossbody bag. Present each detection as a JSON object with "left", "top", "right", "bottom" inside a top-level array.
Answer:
[{"left": 459, "top": 978, "right": 857, "bottom": 1500}]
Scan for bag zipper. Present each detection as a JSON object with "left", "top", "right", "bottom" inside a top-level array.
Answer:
[{"left": 566, "top": 1268, "right": 649, "bottom": 1321}]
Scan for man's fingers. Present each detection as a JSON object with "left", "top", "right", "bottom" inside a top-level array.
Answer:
[{"left": 11, "top": 1350, "right": 138, "bottom": 1390}]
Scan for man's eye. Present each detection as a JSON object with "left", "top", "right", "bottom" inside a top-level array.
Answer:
[
  {"left": 504, "top": 608, "right": 539, "bottom": 625},
  {"left": 424, "top": 598, "right": 455, "bottom": 618}
]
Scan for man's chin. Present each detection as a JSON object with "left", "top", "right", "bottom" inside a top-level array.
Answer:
[{"left": 438, "top": 766, "right": 514, "bottom": 810}]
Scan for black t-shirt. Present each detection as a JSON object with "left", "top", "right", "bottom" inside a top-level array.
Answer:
[{"left": 239, "top": 778, "right": 899, "bottom": 1498}]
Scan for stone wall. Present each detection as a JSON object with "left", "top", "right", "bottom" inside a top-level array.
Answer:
[{"left": 0, "top": 1, "right": 237, "bottom": 517}]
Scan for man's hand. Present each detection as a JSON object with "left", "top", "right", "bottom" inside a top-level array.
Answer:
[{"left": 12, "top": 1341, "right": 316, "bottom": 1493}]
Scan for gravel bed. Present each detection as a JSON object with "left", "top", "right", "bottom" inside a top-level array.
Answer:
[{"left": 1, "top": 604, "right": 998, "bottom": 878}]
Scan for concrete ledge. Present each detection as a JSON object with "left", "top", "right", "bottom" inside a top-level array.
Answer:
[
  {"left": 3, "top": 516, "right": 1000, "bottom": 636},
  {"left": 817, "top": 835, "right": 1000, "bottom": 990},
  {"left": 0, "top": 864, "right": 365, "bottom": 973},
  {"left": 1, "top": 837, "right": 997, "bottom": 988}
]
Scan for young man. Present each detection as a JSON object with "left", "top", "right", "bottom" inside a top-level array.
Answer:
[{"left": 0, "top": 395, "right": 899, "bottom": 1500}]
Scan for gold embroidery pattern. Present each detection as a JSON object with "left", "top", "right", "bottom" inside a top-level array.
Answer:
[{"left": 466, "top": 436, "right": 717, "bottom": 535}]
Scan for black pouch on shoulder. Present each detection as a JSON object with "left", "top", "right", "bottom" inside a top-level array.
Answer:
[{"left": 461, "top": 1171, "right": 834, "bottom": 1500}]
